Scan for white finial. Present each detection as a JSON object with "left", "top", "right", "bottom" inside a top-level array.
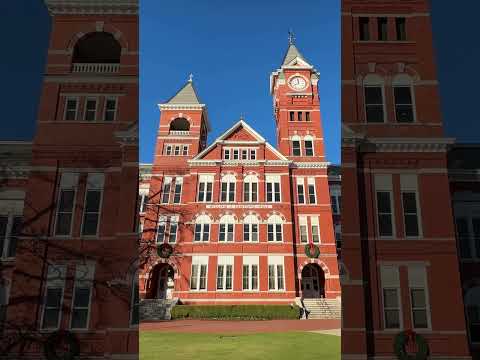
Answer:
[
  {"left": 240, "top": 113, "right": 244, "bottom": 121},
  {"left": 188, "top": 73, "right": 193, "bottom": 82},
  {"left": 288, "top": 29, "right": 295, "bottom": 45}
]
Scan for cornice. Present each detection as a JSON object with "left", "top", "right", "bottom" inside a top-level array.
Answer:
[
  {"left": 188, "top": 159, "right": 291, "bottom": 167},
  {"left": 366, "top": 138, "right": 455, "bottom": 153},
  {"left": 291, "top": 162, "right": 330, "bottom": 169},
  {"left": 158, "top": 104, "right": 205, "bottom": 111},
  {"left": 44, "top": 0, "right": 138, "bottom": 15}
]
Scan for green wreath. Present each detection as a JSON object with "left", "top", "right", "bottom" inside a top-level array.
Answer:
[
  {"left": 304, "top": 243, "right": 320, "bottom": 258},
  {"left": 157, "top": 243, "right": 174, "bottom": 258},
  {"left": 393, "top": 330, "right": 429, "bottom": 360}
]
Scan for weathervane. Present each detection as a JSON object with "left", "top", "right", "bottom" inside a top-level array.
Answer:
[
  {"left": 288, "top": 29, "right": 295, "bottom": 45},
  {"left": 188, "top": 73, "right": 193, "bottom": 82}
]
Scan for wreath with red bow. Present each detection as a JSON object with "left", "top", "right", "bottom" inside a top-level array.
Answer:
[
  {"left": 157, "top": 243, "right": 174, "bottom": 259},
  {"left": 393, "top": 330, "right": 429, "bottom": 360},
  {"left": 304, "top": 243, "right": 320, "bottom": 258}
]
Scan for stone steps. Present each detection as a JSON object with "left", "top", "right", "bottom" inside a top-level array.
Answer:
[
  {"left": 302, "top": 298, "right": 341, "bottom": 319},
  {"left": 139, "top": 298, "right": 178, "bottom": 321}
]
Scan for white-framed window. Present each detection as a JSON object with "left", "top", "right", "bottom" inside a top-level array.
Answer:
[
  {"left": 233, "top": 149, "right": 239, "bottom": 160},
  {"left": 64, "top": 97, "right": 79, "bottom": 121},
  {"left": 197, "top": 174, "right": 213, "bottom": 202},
  {"left": 161, "top": 177, "right": 172, "bottom": 204},
  {"left": 266, "top": 175, "right": 281, "bottom": 202},
  {"left": 267, "top": 214, "right": 283, "bottom": 242},
  {"left": 80, "top": 173, "right": 104, "bottom": 237},
  {"left": 268, "top": 256, "right": 285, "bottom": 291},
  {"left": 292, "top": 136, "right": 301, "bottom": 156},
  {"left": 224, "top": 148, "right": 230, "bottom": 160},
  {"left": 173, "top": 177, "right": 183, "bottom": 204},
  {"left": 0, "top": 214, "right": 22, "bottom": 259},
  {"left": 304, "top": 135, "right": 314, "bottom": 156},
  {"left": 84, "top": 97, "right": 98, "bottom": 121},
  {"left": 70, "top": 263, "right": 95, "bottom": 329},
  {"left": 220, "top": 174, "right": 236, "bottom": 202},
  {"left": 242, "top": 256, "right": 259, "bottom": 291},
  {"left": 243, "top": 174, "right": 258, "bottom": 202},
  {"left": 130, "top": 272, "right": 139, "bottom": 326},
  {"left": 250, "top": 149, "right": 256, "bottom": 160},
  {"left": 156, "top": 215, "right": 178, "bottom": 244},
  {"left": 190, "top": 256, "right": 208, "bottom": 291},
  {"left": 138, "top": 192, "right": 149, "bottom": 213},
  {"left": 54, "top": 173, "right": 79, "bottom": 237},
  {"left": 165, "top": 145, "right": 172, "bottom": 156},
  {"left": 219, "top": 214, "right": 235, "bottom": 242},
  {"left": 330, "top": 186, "right": 341, "bottom": 214},
  {"left": 216, "top": 256, "right": 234, "bottom": 291},
  {"left": 174, "top": 145, "right": 181, "bottom": 156},
  {"left": 393, "top": 74, "right": 415, "bottom": 123},
  {"left": 243, "top": 215, "right": 259, "bottom": 242},
  {"left": 380, "top": 265, "right": 402, "bottom": 329},
  {"left": 299, "top": 216, "right": 308, "bottom": 243},
  {"left": 297, "top": 178, "right": 305, "bottom": 204},
  {"left": 307, "top": 178, "right": 317, "bottom": 204},
  {"left": 408, "top": 266, "right": 430, "bottom": 329},
  {"left": 194, "top": 215, "right": 211, "bottom": 242},
  {"left": 41, "top": 264, "right": 67, "bottom": 329},
  {"left": 400, "top": 174, "right": 421, "bottom": 238},
  {"left": 182, "top": 145, "right": 188, "bottom": 156},
  {"left": 311, "top": 216, "right": 320, "bottom": 244},
  {"left": 241, "top": 149, "right": 248, "bottom": 160},
  {"left": 103, "top": 97, "right": 118, "bottom": 122},
  {"left": 224, "top": 147, "right": 257, "bottom": 160},
  {"left": 375, "top": 175, "right": 395, "bottom": 238},
  {"left": 363, "top": 74, "right": 385, "bottom": 123}
]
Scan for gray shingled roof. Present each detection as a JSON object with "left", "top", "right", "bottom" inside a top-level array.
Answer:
[
  {"left": 166, "top": 81, "right": 202, "bottom": 105},
  {"left": 282, "top": 44, "right": 307, "bottom": 66}
]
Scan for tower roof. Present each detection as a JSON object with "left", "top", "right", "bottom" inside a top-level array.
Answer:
[
  {"left": 165, "top": 80, "right": 202, "bottom": 105},
  {"left": 281, "top": 43, "right": 307, "bottom": 66}
]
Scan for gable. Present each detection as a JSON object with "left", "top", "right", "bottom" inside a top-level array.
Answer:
[{"left": 223, "top": 125, "right": 259, "bottom": 142}]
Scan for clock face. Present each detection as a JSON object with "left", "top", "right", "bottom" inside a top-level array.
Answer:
[{"left": 289, "top": 76, "right": 308, "bottom": 91}]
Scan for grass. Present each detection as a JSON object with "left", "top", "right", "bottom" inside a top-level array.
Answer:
[{"left": 140, "top": 331, "right": 340, "bottom": 360}]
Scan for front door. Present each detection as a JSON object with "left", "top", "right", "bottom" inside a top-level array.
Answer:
[
  {"left": 301, "top": 265, "right": 322, "bottom": 298},
  {"left": 157, "top": 267, "right": 168, "bottom": 299}
]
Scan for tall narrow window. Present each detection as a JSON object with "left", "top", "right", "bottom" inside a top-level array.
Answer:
[
  {"left": 41, "top": 265, "right": 67, "bottom": 329},
  {"left": 104, "top": 97, "right": 117, "bottom": 122},
  {"left": 165, "top": 145, "right": 172, "bottom": 156},
  {"left": 268, "top": 257, "right": 285, "bottom": 291},
  {"left": 197, "top": 175, "right": 213, "bottom": 202},
  {"left": 168, "top": 216, "right": 178, "bottom": 243},
  {"left": 84, "top": 98, "right": 97, "bottom": 121},
  {"left": 377, "top": 191, "right": 394, "bottom": 237},
  {"left": 219, "top": 215, "right": 235, "bottom": 242},
  {"left": 233, "top": 149, "right": 239, "bottom": 160},
  {"left": 359, "top": 17, "right": 370, "bottom": 41},
  {"left": 267, "top": 215, "right": 283, "bottom": 242},
  {"left": 190, "top": 257, "right": 208, "bottom": 291},
  {"left": 364, "top": 86, "right": 384, "bottom": 122},
  {"left": 139, "top": 194, "right": 149, "bottom": 213},
  {"left": 194, "top": 215, "right": 211, "bottom": 242},
  {"left": 64, "top": 97, "right": 78, "bottom": 121},
  {"left": 54, "top": 173, "right": 78, "bottom": 237},
  {"left": 243, "top": 215, "right": 259, "bottom": 242},
  {"left": 243, "top": 175, "right": 258, "bottom": 202},
  {"left": 266, "top": 175, "right": 281, "bottom": 202},
  {"left": 220, "top": 175, "right": 236, "bottom": 202},
  {"left": 292, "top": 140, "right": 301, "bottom": 156},
  {"left": 381, "top": 266, "right": 401, "bottom": 329},
  {"left": 305, "top": 112, "right": 311, "bottom": 122},
  {"left": 299, "top": 216, "right": 308, "bottom": 243},
  {"left": 182, "top": 145, "right": 188, "bottom": 156},
  {"left": 174, "top": 145, "right": 180, "bottom": 156},
  {"left": 250, "top": 149, "right": 256, "bottom": 160},
  {"left": 156, "top": 216, "right": 166, "bottom": 243},
  {"left": 394, "top": 86, "right": 414, "bottom": 123},
  {"left": 241, "top": 149, "right": 248, "bottom": 160},
  {"left": 224, "top": 149, "right": 230, "bottom": 160},
  {"left": 304, "top": 137, "right": 314, "bottom": 156},
  {"left": 408, "top": 266, "right": 430, "bottom": 329},
  {"left": 289, "top": 111, "right": 295, "bottom": 121},
  {"left": 396, "top": 17, "right": 406, "bottom": 41},
  {"left": 70, "top": 263, "right": 94, "bottom": 329},
  {"left": 161, "top": 177, "right": 172, "bottom": 204},
  {"left": 216, "top": 257, "right": 233, "bottom": 291},
  {"left": 307, "top": 178, "right": 317, "bottom": 204},
  {"left": 297, "top": 179, "right": 305, "bottom": 204},
  {"left": 297, "top": 112, "right": 303, "bottom": 121},
  {"left": 402, "top": 192, "right": 419, "bottom": 237},
  {"left": 81, "top": 174, "right": 104, "bottom": 237},
  {"left": 173, "top": 178, "right": 183, "bottom": 204},
  {"left": 311, "top": 217, "right": 320, "bottom": 244},
  {"left": 242, "top": 257, "right": 259, "bottom": 291},
  {"left": 377, "top": 17, "right": 388, "bottom": 41},
  {"left": 0, "top": 215, "right": 22, "bottom": 259}
]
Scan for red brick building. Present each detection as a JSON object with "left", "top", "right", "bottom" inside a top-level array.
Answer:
[
  {"left": 341, "top": 0, "right": 471, "bottom": 359},
  {"left": 1, "top": 0, "right": 139, "bottom": 358},
  {"left": 138, "top": 41, "right": 341, "bottom": 317}
]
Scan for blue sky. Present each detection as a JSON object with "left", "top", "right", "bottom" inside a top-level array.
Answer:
[{"left": 140, "top": 0, "right": 340, "bottom": 164}]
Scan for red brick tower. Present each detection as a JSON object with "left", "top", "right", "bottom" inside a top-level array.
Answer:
[
  {"left": 342, "top": 0, "right": 470, "bottom": 358},
  {"left": 5, "top": 1, "right": 139, "bottom": 358}
]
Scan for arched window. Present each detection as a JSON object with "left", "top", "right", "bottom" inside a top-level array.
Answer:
[
  {"left": 73, "top": 32, "right": 121, "bottom": 64},
  {"left": 291, "top": 135, "right": 301, "bottom": 156},
  {"left": 243, "top": 174, "right": 259, "bottom": 202},
  {"left": 194, "top": 215, "right": 211, "bottom": 242},
  {"left": 169, "top": 118, "right": 190, "bottom": 132},
  {"left": 392, "top": 74, "right": 415, "bottom": 123},
  {"left": 219, "top": 215, "right": 235, "bottom": 242},
  {"left": 267, "top": 215, "right": 283, "bottom": 242},
  {"left": 220, "top": 174, "right": 236, "bottom": 202},
  {"left": 243, "top": 215, "right": 259, "bottom": 242},
  {"left": 363, "top": 74, "right": 385, "bottom": 123},
  {"left": 304, "top": 135, "right": 314, "bottom": 157},
  {"left": 465, "top": 286, "right": 480, "bottom": 343}
]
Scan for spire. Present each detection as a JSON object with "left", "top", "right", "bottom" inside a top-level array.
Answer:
[
  {"left": 281, "top": 31, "right": 308, "bottom": 66},
  {"left": 165, "top": 76, "right": 201, "bottom": 105}
]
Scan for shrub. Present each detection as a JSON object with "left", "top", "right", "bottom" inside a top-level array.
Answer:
[{"left": 171, "top": 304, "right": 300, "bottom": 320}]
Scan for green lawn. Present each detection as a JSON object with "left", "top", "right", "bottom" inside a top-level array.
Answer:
[{"left": 140, "top": 331, "right": 340, "bottom": 360}]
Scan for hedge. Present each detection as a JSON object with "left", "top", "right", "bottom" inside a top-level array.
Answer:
[{"left": 171, "top": 304, "right": 301, "bottom": 320}]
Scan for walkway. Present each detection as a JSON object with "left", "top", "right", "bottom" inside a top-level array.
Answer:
[{"left": 140, "top": 319, "right": 341, "bottom": 334}]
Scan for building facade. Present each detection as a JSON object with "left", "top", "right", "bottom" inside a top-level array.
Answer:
[
  {"left": 341, "top": 0, "right": 471, "bottom": 359},
  {"left": 1, "top": 1, "right": 139, "bottom": 358},
  {"left": 138, "top": 42, "right": 341, "bottom": 307}
]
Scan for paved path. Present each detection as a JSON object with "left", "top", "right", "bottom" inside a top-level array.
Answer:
[{"left": 140, "top": 319, "right": 341, "bottom": 333}]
